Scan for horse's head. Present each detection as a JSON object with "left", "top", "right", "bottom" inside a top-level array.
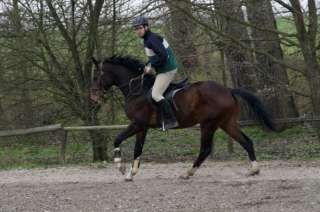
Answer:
[
  {"left": 89, "top": 57, "right": 115, "bottom": 104},
  {"left": 90, "top": 55, "right": 148, "bottom": 102}
]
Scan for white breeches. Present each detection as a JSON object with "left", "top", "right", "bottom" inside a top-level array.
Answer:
[{"left": 151, "top": 69, "right": 177, "bottom": 102}]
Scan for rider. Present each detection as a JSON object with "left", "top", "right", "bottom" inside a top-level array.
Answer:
[{"left": 132, "top": 16, "right": 178, "bottom": 130}]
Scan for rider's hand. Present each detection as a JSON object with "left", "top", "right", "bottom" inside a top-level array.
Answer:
[{"left": 144, "top": 65, "right": 155, "bottom": 75}]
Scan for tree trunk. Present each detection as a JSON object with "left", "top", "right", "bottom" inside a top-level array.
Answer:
[
  {"left": 85, "top": 109, "right": 108, "bottom": 161},
  {"left": 300, "top": 42, "right": 320, "bottom": 138},
  {"left": 246, "top": 0, "right": 298, "bottom": 120},
  {"left": 44, "top": 0, "right": 107, "bottom": 160},
  {"left": 0, "top": 60, "right": 9, "bottom": 128},
  {"left": 165, "top": 0, "right": 199, "bottom": 77},
  {"left": 217, "top": 0, "right": 258, "bottom": 120},
  {"left": 288, "top": 0, "right": 320, "bottom": 139},
  {"left": 11, "top": 0, "right": 34, "bottom": 128}
]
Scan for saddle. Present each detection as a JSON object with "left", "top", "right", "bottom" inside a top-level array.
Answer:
[
  {"left": 147, "top": 77, "right": 189, "bottom": 110},
  {"left": 164, "top": 78, "right": 189, "bottom": 105}
]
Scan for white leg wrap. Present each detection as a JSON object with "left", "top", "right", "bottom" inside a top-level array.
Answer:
[
  {"left": 125, "top": 166, "right": 133, "bottom": 181},
  {"left": 116, "top": 161, "right": 122, "bottom": 168},
  {"left": 114, "top": 148, "right": 121, "bottom": 163},
  {"left": 187, "top": 167, "right": 197, "bottom": 176},
  {"left": 114, "top": 158, "right": 121, "bottom": 163},
  {"left": 179, "top": 167, "right": 198, "bottom": 179},
  {"left": 251, "top": 161, "right": 259, "bottom": 172},
  {"left": 132, "top": 158, "right": 140, "bottom": 176}
]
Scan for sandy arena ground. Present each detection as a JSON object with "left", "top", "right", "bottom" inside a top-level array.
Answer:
[{"left": 0, "top": 160, "right": 320, "bottom": 212}]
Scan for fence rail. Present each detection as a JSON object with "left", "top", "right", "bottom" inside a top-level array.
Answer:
[
  {"left": 1, "top": 116, "right": 320, "bottom": 138},
  {"left": 0, "top": 116, "right": 319, "bottom": 163},
  {"left": 0, "top": 124, "right": 63, "bottom": 137}
]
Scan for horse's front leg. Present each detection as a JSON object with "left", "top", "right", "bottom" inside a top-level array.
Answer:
[
  {"left": 125, "top": 129, "right": 148, "bottom": 181},
  {"left": 114, "top": 122, "right": 143, "bottom": 175}
]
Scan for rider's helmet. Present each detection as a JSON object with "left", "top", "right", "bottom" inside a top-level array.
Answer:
[{"left": 132, "top": 16, "right": 148, "bottom": 28}]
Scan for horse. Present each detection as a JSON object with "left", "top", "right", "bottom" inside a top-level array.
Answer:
[{"left": 90, "top": 55, "right": 276, "bottom": 181}]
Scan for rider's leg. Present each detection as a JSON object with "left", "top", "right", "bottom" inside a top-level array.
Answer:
[
  {"left": 151, "top": 69, "right": 177, "bottom": 102},
  {"left": 157, "top": 99, "right": 178, "bottom": 129},
  {"left": 151, "top": 69, "right": 178, "bottom": 130}
]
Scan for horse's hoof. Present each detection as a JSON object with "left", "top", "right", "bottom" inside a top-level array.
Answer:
[
  {"left": 179, "top": 174, "right": 190, "bottom": 180},
  {"left": 125, "top": 172, "right": 134, "bottom": 182},
  {"left": 246, "top": 169, "right": 260, "bottom": 177},
  {"left": 187, "top": 168, "right": 197, "bottom": 177},
  {"left": 125, "top": 177, "right": 133, "bottom": 182},
  {"left": 119, "top": 165, "right": 126, "bottom": 175},
  {"left": 131, "top": 169, "right": 138, "bottom": 176}
]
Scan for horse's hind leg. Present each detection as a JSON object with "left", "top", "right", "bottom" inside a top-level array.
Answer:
[
  {"left": 222, "top": 123, "right": 260, "bottom": 176},
  {"left": 180, "top": 122, "right": 216, "bottom": 179}
]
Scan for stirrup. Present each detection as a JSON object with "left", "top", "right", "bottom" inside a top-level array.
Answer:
[
  {"left": 160, "top": 120, "right": 178, "bottom": 131},
  {"left": 160, "top": 121, "right": 167, "bottom": 132},
  {"left": 166, "top": 121, "right": 178, "bottom": 129}
]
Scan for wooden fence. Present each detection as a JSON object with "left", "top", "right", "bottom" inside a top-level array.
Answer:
[{"left": 0, "top": 116, "right": 319, "bottom": 163}]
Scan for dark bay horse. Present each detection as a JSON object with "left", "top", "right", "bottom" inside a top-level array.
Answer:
[{"left": 90, "top": 55, "right": 276, "bottom": 181}]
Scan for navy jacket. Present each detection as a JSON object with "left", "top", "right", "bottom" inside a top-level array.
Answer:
[{"left": 143, "top": 30, "right": 178, "bottom": 73}]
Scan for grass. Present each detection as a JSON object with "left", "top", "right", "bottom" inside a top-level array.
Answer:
[{"left": 0, "top": 125, "right": 319, "bottom": 170}]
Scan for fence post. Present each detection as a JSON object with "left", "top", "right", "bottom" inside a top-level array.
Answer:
[{"left": 60, "top": 130, "right": 68, "bottom": 164}]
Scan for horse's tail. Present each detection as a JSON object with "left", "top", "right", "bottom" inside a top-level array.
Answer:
[{"left": 231, "top": 88, "right": 276, "bottom": 131}]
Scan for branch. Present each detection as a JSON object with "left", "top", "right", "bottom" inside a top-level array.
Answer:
[
  {"left": 168, "top": 1, "right": 304, "bottom": 74},
  {"left": 45, "top": 0, "right": 85, "bottom": 90},
  {"left": 307, "top": 0, "right": 317, "bottom": 45},
  {"left": 84, "top": 0, "right": 105, "bottom": 82},
  {"left": 289, "top": 0, "right": 307, "bottom": 42},
  {"left": 272, "top": 0, "right": 294, "bottom": 13},
  {"left": 188, "top": 1, "right": 297, "bottom": 38}
]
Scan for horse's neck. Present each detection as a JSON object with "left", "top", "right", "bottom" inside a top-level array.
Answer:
[{"left": 115, "top": 72, "right": 140, "bottom": 97}]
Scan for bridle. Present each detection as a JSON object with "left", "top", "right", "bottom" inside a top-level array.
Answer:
[
  {"left": 115, "top": 73, "right": 146, "bottom": 97},
  {"left": 94, "top": 62, "right": 146, "bottom": 98}
]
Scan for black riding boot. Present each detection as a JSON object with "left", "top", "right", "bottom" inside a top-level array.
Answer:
[{"left": 158, "top": 99, "right": 178, "bottom": 131}]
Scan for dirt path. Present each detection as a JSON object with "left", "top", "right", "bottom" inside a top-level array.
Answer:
[{"left": 0, "top": 160, "right": 320, "bottom": 212}]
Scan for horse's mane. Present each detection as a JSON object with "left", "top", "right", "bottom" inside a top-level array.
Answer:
[
  {"left": 103, "top": 55, "right": 155, "bottom": 94},
  {"left": 103, "top": 55, "right": 145, "bottom": 74}
]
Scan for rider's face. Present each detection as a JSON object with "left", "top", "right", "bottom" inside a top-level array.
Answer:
[{"left": 134, "top": 25, "right": 147, "bottom": 38}]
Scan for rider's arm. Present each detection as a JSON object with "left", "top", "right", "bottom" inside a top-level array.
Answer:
[{"left": 145, "top": 35, "right": 168, "bottom": 68}]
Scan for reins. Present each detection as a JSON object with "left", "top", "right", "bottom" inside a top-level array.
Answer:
[
  {"left": 128, "top": 73, "right": 146, "bottom": 96},
  {"left": 114, "top": 73, "right": 146, "bottom": 97}
]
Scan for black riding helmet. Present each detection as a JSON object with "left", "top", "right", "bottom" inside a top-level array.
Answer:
[{"left": 132, "top": 16, "right": 148, "bottom": 28}]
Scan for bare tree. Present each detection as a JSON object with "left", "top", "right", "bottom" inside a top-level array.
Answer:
[
  {"left": 2, "top": 0, "right": 108, "bottom": 160},
  {"left": 9, "top": 0, "right": 34, "bottom": 128},
  {"left": 216, "top": 0, "right": 258, "bottom": 120},
  {"left": 245, "top": 0, "right": 298, "bottom": 119},
  {"left": 284, "top": 0, "right": 320, "bottom": 136}
]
